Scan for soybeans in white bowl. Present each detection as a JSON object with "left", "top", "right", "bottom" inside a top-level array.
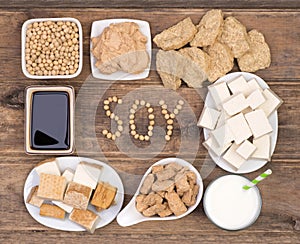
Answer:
[{"left": 21, "top": 17, "right": 83, "bottom": 79}]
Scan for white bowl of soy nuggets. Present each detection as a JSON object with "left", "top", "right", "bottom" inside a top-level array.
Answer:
[
  {"left": 21, "top": 17, "right": 83, "bottom": 79},
  {"left": 117, "top": 158, "right": 203, "bottom": 226}
]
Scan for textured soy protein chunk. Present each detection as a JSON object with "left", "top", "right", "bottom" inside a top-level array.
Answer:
[
  {"left": 190, "top": 9, "right": 224, "bottom": 47},
  {"left": 237, "top": 29, "right": 271, "bottom": 72},
  {"left": 153, "top": 17, "right": 197, "bottom": 50},
  {"left": 219, "top": 16, "right": 250, "bottom": 58}
]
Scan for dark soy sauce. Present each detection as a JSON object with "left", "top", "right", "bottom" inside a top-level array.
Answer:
[{"left": 30, "top": 91, "right": 70, "bottom": 150}]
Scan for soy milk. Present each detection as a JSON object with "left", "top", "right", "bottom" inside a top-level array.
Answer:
[{"left": 204, "top": 175, "right": 261, "bottom": 230}]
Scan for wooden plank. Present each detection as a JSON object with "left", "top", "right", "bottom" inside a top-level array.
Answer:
[
  {"left": 0, "top": 162, "right": 299, "bottom": 241},
  {"left": 0, "top": 0, "right": 299, "bottom": 9},
  {"left": 0, "top": 10, "right": 299, "bottom": 81},
  {"left": 0, "top": 83, "right": 299, "bottom": 160}
]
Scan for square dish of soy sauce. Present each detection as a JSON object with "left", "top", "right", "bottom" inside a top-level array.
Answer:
[{"left": 25, "top": 86, "right": 74, "bottom": 154}]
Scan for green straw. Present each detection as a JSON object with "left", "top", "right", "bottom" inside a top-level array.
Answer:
[{"left": 243, "top": 169, "right": 272, "bottom": 190}]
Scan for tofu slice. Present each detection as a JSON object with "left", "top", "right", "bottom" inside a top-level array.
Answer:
[
  {"left": 258, "top": 88, "right": 283, "bottom": 117},
  {"left": 197, "top": 107, "right": 221, "bottom": 130},
  {"left": 37, "top": 173, "right": 67, "bottom": 201},
  {"left": 73, "top": 162, "right": 102, "bottom": 189},
  {"left": 39, "top": 204, "right": 65, "bottom": 219},
  {"left": 203, "top": 136, "right": 232, "bottom": 156},
  {"left": 210, "top": 123, "right": 234, "bottom": 147},
  {"left": 69, "top": 209, "right": 99, "bottom": 234},
  {"left": 52, "top": 168, "right": 74, "bottom": 213},
  {"left": 227, "top": 75, "right": 249, "bottom": 95},
  {"left": 245, "top": 109, "right": 273, "bottom": 138},
  {"left": 251, "top": 134, "right": 271, "bottom": 160},
  {"left": 62, "top": 168, "right": 74, "bottom": 182},
  {"left": 208, "top": 81, "right": 231, "bottom": 109},
  {"left": 246, "top": 89, "right": 266, "bottom": 110},
  {"left": 222, "top": 143, "right": 246, "bottom": 170},
  {"left": 236, "top": 140, "right": 256, "bottom": 160},
  {"left": 245, "top": 78, "right": 262, "bottom": 96},
  {"left": 222, "top": 93, "right": 249, "bottom": 116},
  {"left": 227, "top": 113, "right": 252, "bottom": 144},
  {"left": 26, "top": 186, "right": 44, "bottom": 207},
  {"left": 35, "top": 158, "right": 61, "bottom": 176}
]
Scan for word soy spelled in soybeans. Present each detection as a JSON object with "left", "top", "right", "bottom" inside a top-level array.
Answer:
[{"left": 101, "top": 96, "right": 184, "bottom": 142}]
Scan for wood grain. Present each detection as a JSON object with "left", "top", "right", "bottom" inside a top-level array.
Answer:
[
  {"left": 0, "top": 6, "right": 299, "bottom": 244},
  {"left": 0, "top": 0, "right": 299, "bottom": 9}
]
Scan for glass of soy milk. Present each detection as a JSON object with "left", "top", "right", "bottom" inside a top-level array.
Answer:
[{"left": 203, "top": 175, "right": 262, "bottom": 230}]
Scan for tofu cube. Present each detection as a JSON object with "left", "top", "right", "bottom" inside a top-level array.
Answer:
[
  {"left": 251, "top": 134, "right": 271, "bottom": 160},
  {"left": 203, "top": 137, "right": 232, "bottom": 156},
  {"left": 244, "top": 78, "right": 262, "bottom": 96},
  {"left": 208, "top": 81, "right": 231, "bottom": 109},
  {"left": 222, "top": 93, "right": 249, "bottom": 116},
  {"left": 215, "top": 110, "right": 230, "bottom": 128},
  {"left": 236, "top": 140, "right": 256, "bottom": 160},
  {"left": 73, "top": 162, "right": 102, "bottom": 189},
  {"left": 210, "top": 123, "right": 234, "bottom": 147},
  {"left": 247, "top": 89, "right": 266, "bottom": 110},
  {"left": 227, "top": 113, "right": 252, "bottom": 144},
  {"left": 62, "top": 168, "right": 74, "bottom": 183},
  {"left": 245, "top": 109, "right": 273, "bottom": 138},
  {"left": 197, "top": 107, "right": 221, "bottom": 130},
  {"left": 35, "top": 159, "right": 61, "bottom": 176},
  {"left": 259, "top": 88, "right": 283, "bottom": 117},
  {"left": 222, "top": 143, "right": 246, "bottom": 170},
  {"left": 227, "top": 76, "right": 248, "bottom": 95}
]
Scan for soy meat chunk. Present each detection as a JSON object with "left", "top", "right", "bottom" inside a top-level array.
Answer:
[
  {"left": 164, "top": 162, "right": 183, "bottom": 172},
  {"left": 140, "top": 174, "right": 155, "bottom": 194},
  {"left": 219, "top": 16, "right": 250, "bottom": 58},
  {"left": 238, "top": 29, "right": 271, "bottom": 72},
  {"left": 143, "top": 192, "right": 163, "bottom": 206},
  {"left": 136, "top": 194, "right": 148, "bottom": 212},
  {"left": 175, "top": 173, "right": 190, "bottom": 194},
  {"left": 187, "top": 184, "right": 200, "bottom": 207},
  {"left": 142, "top": 203, "right": 166, "bottom": 217},
  {"left": 153, "top": 17, "right": 197, "bottom": 50},
  {"left": 151, "top": 165, "right": 165, "bottom": 174},
  {"left": 165, "top": 192, "right": 187, "bottom": 216},
  {"left": 157, "top": 203, "right": 173, "bottom": 217},
  {"left": 157, "top": 191, "right": 166, "bottom": 198},
  {"left": 186, "top": 171, "right": 197, "bottom": 186},
  {"left": 156, "top": 168, "right": 176, "bottom": 181},
  {"left": 152, "top": 179, "right": 174, "bottom": 192},
  {"left": 182, "top": 188, "right": 193, "bottom": 206},
  {"left": 190, "top": 9, "right": 224, "bottom": 47}
]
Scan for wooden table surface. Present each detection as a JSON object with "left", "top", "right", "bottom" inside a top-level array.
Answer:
[{"left": 0, "top": 1, "right": 299, "bottom": 243}]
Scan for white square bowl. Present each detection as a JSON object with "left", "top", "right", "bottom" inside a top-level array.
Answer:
[
  {"left": 21, "top": 17, "right": 83, "bottom": 79},
  {"left": 90, "top": 19, "right": 151, "bottom": 80}
]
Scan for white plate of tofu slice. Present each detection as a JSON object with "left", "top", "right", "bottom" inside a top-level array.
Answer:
[
  {"left": 200, "top": 72, "right": 283, "bottom": 174},
  {"left": 23, "top": 157, "right": 124, "bottom": 232}
]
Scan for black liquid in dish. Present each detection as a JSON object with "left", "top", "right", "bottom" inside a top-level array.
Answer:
[{"left": 30, "top": 91, "right": 70, "bottom": 150}]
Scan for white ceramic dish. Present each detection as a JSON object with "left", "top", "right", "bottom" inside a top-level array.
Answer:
[
  {"left": 21, "top": 17, "right": 83, "bottom": 79},
  {"left": 117, "top": 157, "right": 203, "bottom": 227},
  {"left": 23, "top": 156, "right": 124, "bottom": 231},
  {"left": 203, "top": 72, "right": 278, "bottom": 174},
  {"left": 90, "top": 19, "right": 151, "bottom": 80}
]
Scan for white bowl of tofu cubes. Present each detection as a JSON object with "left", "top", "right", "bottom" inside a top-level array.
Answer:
[
  {"left": 198, "top": 72, "right": 283, "bottom": 174},
  {"left": 117, "top": 157, "right": 203, "bottom": 227}
]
